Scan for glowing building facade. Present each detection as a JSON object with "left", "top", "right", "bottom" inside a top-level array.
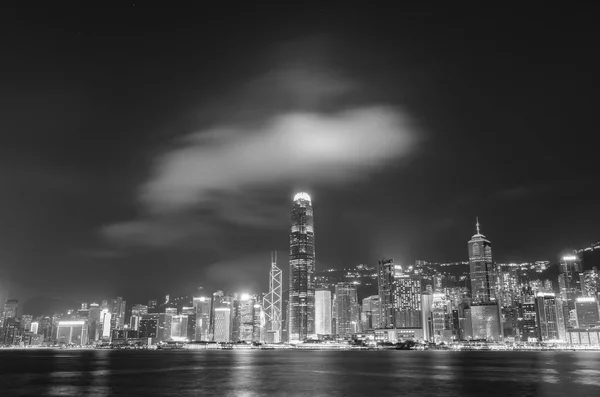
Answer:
[
  {"left": 534, "top": 293, "right": 560, "bottom": 341},
  {"left": 377, "top": 258, "right": 395, "bottom": 328},
  {"left": 361, "top": 295, "right": 380, "bottom": 331},
  {"left": 264, "top": 252, "right": 282, "bottom": 343},
  {"left": 213, "top": 307, "right": 231, "bottom": 342},
  {"left": 289, "top": 192, "right": 316, "bottom": 342},
  {"left": 315, "top": 289, "right": 332, "bottom": 336},
  {"left": 334, "top": 282, "right": 360, "bottom": 338},
  {"left": 468, "top": 219, "right": 496, "bottom": 303},
  {"left": 574, "top": 297, "right": 600, "bottom": 328},
  {"left": 395, "top": 273, "right": 422, "bottom": 328},
  {"left": 193, "top": 296, "right": 212, "bottom": 341},
  {"left": 57, "top": 320, "right": 88, "bottom": 345}
]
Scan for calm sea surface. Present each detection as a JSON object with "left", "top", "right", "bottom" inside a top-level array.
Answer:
[{"left": 1, "top": 349, "right": 599, "bottom": 396}]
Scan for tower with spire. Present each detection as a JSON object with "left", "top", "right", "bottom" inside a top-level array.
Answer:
[{"left": 468, "top": 217, "right": 496, "bottom": 303}]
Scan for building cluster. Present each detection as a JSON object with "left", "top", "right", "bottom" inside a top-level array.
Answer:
[{"left": 1, "top": 193, "right": 600, "bottom": 348}]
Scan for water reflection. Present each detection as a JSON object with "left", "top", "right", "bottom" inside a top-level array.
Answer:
[{"left": 0, "top": 350, "right": 599, "bottom": 396}]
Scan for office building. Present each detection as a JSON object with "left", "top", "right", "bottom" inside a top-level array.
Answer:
[
  {"left": 139, "top": 313, "right": 159, "bottom": 342},
  {"left": 289, "top": 192, "right": 316, "bottom": 342},
  {"left": 574, "top": 297, "right": 600, "bottom": 328},
  {"left": 534, "top": 292, "right": 560, "bottom": 341},
  {"left": 421, "top": 292, "right": 433, "bottom": 342},
  {"left": 193, "top": 296, "right": 212, "bottom": 341},
  {"left": 361, "top": 295, "right": 380, "bottom": 331},
  {"left": 130, "top": 304, "right": 148, "bottom": 331},
  {"left": 470, "top": 303, "right": 502, "bottom": 341},
  {"left": 580, "top": 268, "right": 599, "bottom": 297},
  {"left": 88, "top": 303, "right": 101, "bottom": 341},
  {"left": 558, "top": 255, "right": 582, "bottom": 312},
  {"left": 334, "top": 282, "right": 360, "bottom": 338},
  {"left": 213, "top": 307, "right": 231, "bottom": 342},
  {"left": 315, "top": 289, "right": 332, "bottom": 336},
  {"left": 518, "top": 300, "right": 538, "bottom": 342},
  {"left": 57, "top": 320, "right": 88, "bottom": 345},
  {"left": 395, "top": 273, "right": 422, "bottom": 328},
  {"left": 239, "top": 294, "right": 257, "bottom": 342},
  {"left": 264, "top": 251, "right": 283, "bottom": 343},
  {"left": 377, "top": 258, "right": 396, "bottom": 328},
  {"left": 468, "top": 219, "right": 496, "bottom": 303}
]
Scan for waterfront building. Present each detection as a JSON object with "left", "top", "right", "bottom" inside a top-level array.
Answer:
[
  {"left": 315, "top": 289, "right": 332, "bottom": 336},
  {"left": 30, "top": 321, "right": 39, "bottom": 334},
  {"left": 264, "top": 251, "right": 283, "bottom": 343},
  {"left": 168, "top": 315, "right": 189, "bottom": 341},
  {"left": 580, "top": 268, "right": 599, "bottom": 297},
  {"left": 139, "top": 313, "right": 159, "bottom": 342},
  {"left": 558, "top": 255, "right": 582, "bottom": 312},
  {"left": 110, "top": 297, "right": 127, "bottom": 331},
  {"left": 239, "top": 294, "right": 256, "bottom": 342},
  {"left": 468, "top": 219, "right": 496, "bottom": 303},
  {"left": 395, "top": 273, "right": 422, "bottom": 328},
  {"left": 193, "top": 296, "right": 212, "bottom": 341},
  {"left": 21, "top": 315, "right": 32, "bottom": 332},
  {"left": 100, "top": 310, "right": 112, "bottom": 340},
  {"left": 130, "top": 304, "right": 148, "bottom": 331},
  {"left": 361, "top": 295, "right": 380, "bottom": 331},
  {"left": 470, "top": 303, "right": 502, "bottom": 341},
  {"left": 289, "top": 192, "right": 316, "bottom": 342},
  {"left": 421, "top": 292, "right": 433, "bottom": 342},
  {"left": 574, "top": 297, "right": 600, "bottom": 328},
  {"left": 57, "top": 320, "right": 88, "bottom": 345},
  {"left": 377, "top": 258, "right": 395, "bottom": 328},
  {"left": 534, "top": 292, "right": 560, "bottom": 341},
  {"left": 213, "top": 307, "right": 231, "bottom": 342},
  {"left": 566, "top": 329, "right": 600, "bottom": 346},
  {"left": 518, "top": 301, "right": 538, "bottom": 342},
  {"left": 88, "top": 303, "right": 101, "bottom": 341},
  {"left": 334, "top": 282, "right": 360, "bottom": 338},
  {"left": 431, "top": 293, "right": 447, "bottom": 343}
]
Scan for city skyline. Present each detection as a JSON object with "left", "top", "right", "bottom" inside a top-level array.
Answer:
[{"left": 3, "top": 196, "right": 599, "bottom": 348}]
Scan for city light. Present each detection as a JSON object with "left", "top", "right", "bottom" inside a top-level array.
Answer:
[
  {"left": 576, "top": 297, "right": 596, "bottom": 302},
  {"left": 562, "top": 255, "right": 578, "bottom": 261},
  {"left": 293, "top": 192, "right": 311, "bottom": 202},
  {"left": 58, "top": 320, "right": 86, "bottom": 326}
]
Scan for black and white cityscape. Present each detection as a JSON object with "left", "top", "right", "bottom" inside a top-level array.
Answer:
[
  {"left": 2, "top": 4, "right": 600, "bottom": 396},
  {"left": 1, "top": 192, "right": 600, "bottom": 350}
]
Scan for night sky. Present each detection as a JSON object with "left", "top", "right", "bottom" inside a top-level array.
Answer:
[{"left": 1, "top": 6, "right": 598, "bottom": 311}]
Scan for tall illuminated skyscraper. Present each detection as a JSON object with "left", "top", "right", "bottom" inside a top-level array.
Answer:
[
  {"left": 264, "top": 251, "right": 282, "bottom": 343},
  {"left": 334, "top": 282, "right": 360, "bottom": 338},
  {"left": 395, "top": 273, "right": 422, "bottom": 328},
  {"left": 468, "top": 219, "right": 496, "bottom": 303},
  {"left": 289, "top": 192, "right": 316, "bottom": 342},
  {"left": 377, "top": 258, "right": 395, "bottom": 328}
]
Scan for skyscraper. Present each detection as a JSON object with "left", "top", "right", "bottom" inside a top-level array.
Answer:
[
  {"left": 534, "top": 292, "right": 560, "bottom": 341},
  {"left": 213, "top": 307, "right": 231, "bottom": 342},
  {"left": 377, "top": 258, "right": 395, "bottom": 329},
  {"left": 315, "top": 289, "right": 332, "bottom": 336},
  {"left": 334, "top": 282, "right": 360, "bottom": 338},
  {"left": 361, "top": 295, "right": 380, "bottom": 331},
  {"left": 193, "top": 296, "right": 212, "bottom": 341},
  {"left": 559, "top": 255, "right": 582, "bottom": 311},
  {"left": 468, "top": 219, "right": 501, "bottom": 341},
  {"left": 289, "top": 192, "right": 316, "bottom": 342},
  {"left": 468, "top": 219, "right": 496, "bottom": 303},
  {"left": 264, "top": 251, "right": 282, "bottom": 343},
  {"left": 395, "top": 273, "right": 422, "bottom": 328},
  {"left": 239, "top": 294, "right": 256, "bottom": 342}
]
